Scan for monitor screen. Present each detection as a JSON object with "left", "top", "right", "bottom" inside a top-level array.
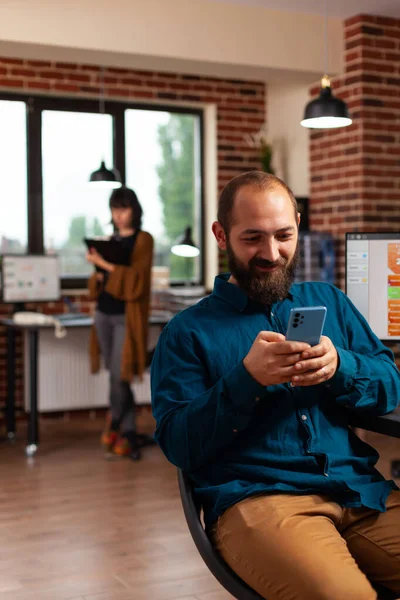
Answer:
[
  {"left": 346, "top": 232, "right": 400, "bottom": 341},
  {"left": 0, "top": 254, "right": 60, "bottom": 303}
]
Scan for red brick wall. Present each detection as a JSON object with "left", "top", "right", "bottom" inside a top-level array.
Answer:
[
  {"left": 309, "top": 14, "right": 400, "bottom": 290},
  {"left": 0, "top": 57, "right": 265, "bottom": 421}
]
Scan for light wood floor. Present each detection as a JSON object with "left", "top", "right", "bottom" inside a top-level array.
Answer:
[{"left": 0, "top": 416, "right": 398, "bottom": 600}]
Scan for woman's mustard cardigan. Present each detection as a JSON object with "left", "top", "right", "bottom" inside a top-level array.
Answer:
[{"left": 88, "top": 230, "right": 154, "bottom": 382}]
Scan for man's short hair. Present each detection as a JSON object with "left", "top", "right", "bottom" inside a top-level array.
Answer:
[{"left": 217, "top": 170, "right": 298, "bottom": 233}]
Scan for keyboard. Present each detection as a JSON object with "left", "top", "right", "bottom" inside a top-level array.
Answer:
[{"left": 53, "top": 313, "right": 91, "bottom": 321}]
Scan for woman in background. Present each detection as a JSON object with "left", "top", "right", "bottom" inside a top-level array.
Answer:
[{"left": 86, "top": 187, "right": 153, "bottom": 460}]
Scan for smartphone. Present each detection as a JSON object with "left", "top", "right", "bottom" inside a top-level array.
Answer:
[{"left": 285, "top": 306, "right": 327, "bottom": 346}]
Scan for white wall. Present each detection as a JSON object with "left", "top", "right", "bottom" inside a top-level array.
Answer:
[
  {"left": 0, "top": 0, "right": 345, "bottom": 283},
  {"left": 267, "top": 81, "right": 310, "bottom": 197},
  {"left": 0, "top": 0, "right": 343, "bottom": 82}
]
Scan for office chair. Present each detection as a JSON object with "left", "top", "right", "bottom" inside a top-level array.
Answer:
[
  {"left": 177, "top": 468, "right": 263, "bottom": 600},
  {"left": 177, "top": 469, "right": 397, "bottom": 600}
]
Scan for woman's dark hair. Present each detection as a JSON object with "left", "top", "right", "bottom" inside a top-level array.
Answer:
[{"left": 109, "top": 187, "right": 143, "bottom": 230}]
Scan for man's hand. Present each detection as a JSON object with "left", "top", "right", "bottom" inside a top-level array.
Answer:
[
  {"left": 290, "top": 335, "right": 338, "bottom": 387},
  {"left": 243, "top": 331, "right": 311, "bottom": 387}
]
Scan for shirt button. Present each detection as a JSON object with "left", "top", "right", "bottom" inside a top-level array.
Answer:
[
  {"left": 233, "top": 429, "right": 238, "bottom": 433},
  {"left": 301, "top": 414, "right": 307, "bottom": 421},
  {"left": 323, "top": 472, "right": 329, "bottom": 477},
  {"left": 271, "top": 312, "right": 274, "bottom": 317}
]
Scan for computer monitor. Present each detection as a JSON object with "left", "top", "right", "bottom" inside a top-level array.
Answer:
[
  {"left": 0, "top": 254, "right": 60, "bottom": 304},
  {"left": 346, "top": 232, "right": 400, "bottom": 341}
]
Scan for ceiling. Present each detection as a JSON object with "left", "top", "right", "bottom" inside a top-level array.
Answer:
[{"left": 210, "top": 0, "right": 400, "bottom": 19}]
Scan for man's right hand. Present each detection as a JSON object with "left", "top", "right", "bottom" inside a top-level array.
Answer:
[{"left": 243, "top": 331, "right": 311, "bottom": 387}]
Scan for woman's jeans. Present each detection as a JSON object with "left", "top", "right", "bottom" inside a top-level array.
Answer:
[{"left": 94, "top": 310, "right": 135, "bottom": 434}]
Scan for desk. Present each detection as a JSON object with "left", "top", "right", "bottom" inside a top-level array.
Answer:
[
  {"left": 2, "top": 314, "right": 399, "bottom": 456},
  {"left": 1, "top": 312, "right": 172, "bottom": 456},
  {"left": 349, "top": 409, "right": 400, "bottom": 480},
  {"left": 348, "top": 408, "right": 400, "bottom": 439}
]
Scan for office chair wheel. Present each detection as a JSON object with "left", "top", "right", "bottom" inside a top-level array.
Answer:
[{"left": 25, "top": 444, "right": 37, "bottom": 457}]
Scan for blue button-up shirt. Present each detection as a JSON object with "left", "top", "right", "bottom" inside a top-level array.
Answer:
[{"left": 151, "top": 275, "right": 400, "bottom": 528}]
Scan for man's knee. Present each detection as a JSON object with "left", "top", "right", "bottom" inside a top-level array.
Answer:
[
  {"left": 216, "top": 537, "right": 377, "bottom": 600},
  {"left": 310, "top": 572, "right": 377, "bottom": 600}
]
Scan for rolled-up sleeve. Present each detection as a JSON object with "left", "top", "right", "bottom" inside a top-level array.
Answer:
[{"left": 329, "top": 296, "right": 400, "bottom": 415}]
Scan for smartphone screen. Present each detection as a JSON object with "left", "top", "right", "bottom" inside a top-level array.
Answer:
[{"left": 285, "top": 306, "right": 327, "bottom": 346}]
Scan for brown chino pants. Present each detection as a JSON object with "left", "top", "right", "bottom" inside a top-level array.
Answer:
[{"left": 211, "top": 491, "right": 400, "bottom": 600}]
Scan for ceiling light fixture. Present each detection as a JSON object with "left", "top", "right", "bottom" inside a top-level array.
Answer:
[
  {"left": 301, "top": 0, "right": 352, "bottom": 129},
  {"left": 88, "top": 66, "right": 122, "bottom": 188},
  {"left": 171, "top": 226, "right": 200, "bottom": 258}
]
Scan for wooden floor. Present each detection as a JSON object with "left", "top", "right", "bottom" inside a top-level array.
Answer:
[{"left": 0, "top": 417, "right": 399, "bottom": 600}]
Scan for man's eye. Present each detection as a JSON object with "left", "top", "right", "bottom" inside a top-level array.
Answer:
[
  {"left": 277, "top": 234, "right": 291, "bottom": 241},
  {"left": 244, "top": 237, "right": 259, "bottom": 242}
]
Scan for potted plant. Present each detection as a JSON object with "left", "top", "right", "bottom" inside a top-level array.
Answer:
[{"left": 245, "top": 124, "right": 275, "bottom": 174}]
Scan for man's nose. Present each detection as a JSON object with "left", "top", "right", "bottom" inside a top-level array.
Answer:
[{"left": 259, "top": 239, "right": 280, "bottom": 263}]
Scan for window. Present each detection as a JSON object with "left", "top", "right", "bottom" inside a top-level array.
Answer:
[
  {"left": 0, "top": 93, "right": 204, "bottom": 286},
  {"left": 0, "top": 100, "right": 27, "bottom": 253},
  {"left": 125, "top": 109, "right": 202, "bottom": 283},
  {"left": 42, "top": 110, "right": 114, "bottom": 276}
]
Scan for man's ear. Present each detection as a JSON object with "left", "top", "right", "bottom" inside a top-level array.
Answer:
[
  {"left": 297, "top": 212, "right": 301, "bottom": 228},
  {"left": 212, "top": 221, "right": 227, "bottom": 251}
]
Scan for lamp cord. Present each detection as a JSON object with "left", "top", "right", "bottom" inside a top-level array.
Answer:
[
  {"left": 324, "top": 0, "right": 328, "bottom": 77},
  {"left": 100, "top": 65, "right": 105, "bottom": 115},
  {"left": 99, "top": 66, "right": 106, "bottom": 164}
]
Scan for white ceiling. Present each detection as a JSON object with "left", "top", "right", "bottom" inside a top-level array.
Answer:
[{"left": 210, "top": 0, "right": 400, "bottom": 19}]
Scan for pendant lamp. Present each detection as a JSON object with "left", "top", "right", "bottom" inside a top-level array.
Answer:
[
  {"left": 301, "top": 0, "right": 352, "bottom": 130},
  {"left": 89, "top": 161, "right": 121, "bottom": 189},
  {"left": 88, "top": 66, "right": 122, "bottom": 188},
  {"left": 171, "top": 226, "right": 200, "bottom": 258}
]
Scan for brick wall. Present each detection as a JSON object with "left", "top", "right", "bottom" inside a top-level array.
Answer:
[
  {"left": 309, "top": 14, "right": 400, "bottom": 290},
  {"left": 0, "top": 57, "right": 265, "bottom": 422}
]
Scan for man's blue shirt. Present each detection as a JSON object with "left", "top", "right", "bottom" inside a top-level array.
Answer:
[{"left": 151, "top": 275, "right": 400, "bottom": 528}]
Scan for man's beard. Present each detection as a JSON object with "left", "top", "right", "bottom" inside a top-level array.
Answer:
[{"left": 226, "top": 242, "right": 299, "bottom": 306}]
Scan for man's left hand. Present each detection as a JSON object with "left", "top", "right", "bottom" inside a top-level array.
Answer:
[{"left": 289, "top": 335, "right": 338, "bottom": 387}]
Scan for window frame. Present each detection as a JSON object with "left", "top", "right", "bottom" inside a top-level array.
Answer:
[{"left": 0, "top": 91, "right": 205, "bottom": 289}]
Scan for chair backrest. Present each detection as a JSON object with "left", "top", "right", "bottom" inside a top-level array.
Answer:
[{"left": 177, "top": 469, "right": 264, "bottom": 600}]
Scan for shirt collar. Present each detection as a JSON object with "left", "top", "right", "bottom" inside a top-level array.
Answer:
[{"left": 213, "top": 273, "right": 300, "bottom": 312}]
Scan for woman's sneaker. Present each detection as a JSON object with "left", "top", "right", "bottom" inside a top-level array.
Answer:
[
  {"left": 101, "top": 430, "right": 118, "bottom": 453},
  {"left": 114, "top": 435, "right": 141, "bottom": 461}
]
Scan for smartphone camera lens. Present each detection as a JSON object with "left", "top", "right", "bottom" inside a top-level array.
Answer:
[
  {"left": 295, "top": 313, "right": 300, "bottom": 317},
  {"left": 293, "top": 324, "right": 298, "bottom": 328}
]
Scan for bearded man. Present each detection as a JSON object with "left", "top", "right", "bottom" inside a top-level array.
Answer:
[{"left": 151, "top": 171, "right": 400, "bottom": 600}]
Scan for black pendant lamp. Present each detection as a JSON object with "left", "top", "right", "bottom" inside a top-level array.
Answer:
[
  {"left": 89, "top": 160, "right": 121, "bottom": 189},
  {"left": 301, "top": 0, "right": 352, "bottom": 130},
  {"left": 88, "top": 66, "right": 122, "bottom": 189},
  {"left": 301, "top": 75, "right": 352, "bottom": 129},
  {"left": 171, "top": 226, "right": 200, "bottom": 258}
]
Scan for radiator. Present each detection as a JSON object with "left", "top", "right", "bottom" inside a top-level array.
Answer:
[{"left": 24, "top": 325, "right": 161, "bottom": 412}]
